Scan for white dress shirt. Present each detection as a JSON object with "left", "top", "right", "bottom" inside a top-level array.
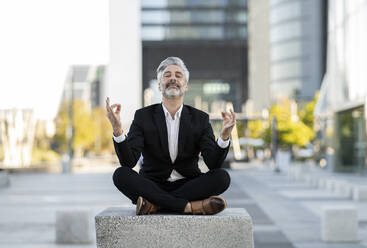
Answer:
[{"left": 113, "top": 104, "right": 230, "bottom": 182}]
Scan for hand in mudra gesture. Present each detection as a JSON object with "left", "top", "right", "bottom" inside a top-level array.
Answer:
[
  {"left": 220, "top": 109, "right": 236, "bottom": 141},
  {"left": 106, "top": 97, "right": 123, "bottom": 136}
]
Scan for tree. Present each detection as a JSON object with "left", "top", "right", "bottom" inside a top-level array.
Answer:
[
  {"left": 299, "top": 92, "right": 319, "bottom": 129},
  {"left": 92, "top": 107, "right": 114, "bottom": 154},
  {"left": 53, "top": 100, "right": 114, "bottom": 156},
  {"left": 247, "top": 120, "right": 266, "bottom": 139},
  {"left": 263, "top": 99, "right": 315, "bottom": 148},
  {"left": 53, "top": 100, "right": 97, "bottom": 156},
  {"left": 53, "top": 100, "right": 69, "bottom": 153}
]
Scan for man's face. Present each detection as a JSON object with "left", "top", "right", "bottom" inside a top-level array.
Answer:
[{"left": 159, "top": 65, "right": 188, "bottom": 99}]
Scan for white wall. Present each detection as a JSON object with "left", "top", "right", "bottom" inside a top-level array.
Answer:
[{"left": 107, "top": 0, "right": 142, "bottom": 130}]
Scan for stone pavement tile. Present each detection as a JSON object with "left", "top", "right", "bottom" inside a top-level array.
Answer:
[
  {"left": 0, "top": 222, "right": 56, "bottom": 245},
  {"left": 254, "top": 230, "right": 295, "bottom": 248},
  {"left": 231, "top": 202, "right": 274, "bottom": 225},
  {"left": 254, "top": 244, "right": 295, "bottom": 248},
  {"left": 229, "top": 170, "right": 322, "bottom": 244},
  {"left": 0, "top": 172, "right": 131, "bottom": 247},
  {"left": 222, "top": 179, "right": 251, "bottom": 199},
  {"left": 222, "top": 177, "right": 275, "bottom": 225},
  {"left": 8, "top": 167, "right": 364, "bottom": 247},
  {"left": 294, "top": 242, "right": 367, "bottom": 248},
  {"left": 0, "top": 245, "right": 95, "bottom": 248},
  {"left": 278, "top": 189, "right": 348, "bottom": 201},
  {"left": 0, "top": 204, "right": 132, "bottom": 223},
  {"left": 230, "top": 166, "right": 367, "bottom": 247},
  {"left": 300, "top": 200, "right": 367, "bottom": 221},
  {"left": 229, "top": 170, "right": 299, "bottom": 247},
  {"left": 268, "top": 182, "right": 315, "bottom": 190},
  {"left": 360, "top": 221, "right": 367, "bottom": 241}
]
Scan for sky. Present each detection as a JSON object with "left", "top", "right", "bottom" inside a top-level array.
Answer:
[{"left": 0, "top": 0, "right": 109, "bottom": 120}]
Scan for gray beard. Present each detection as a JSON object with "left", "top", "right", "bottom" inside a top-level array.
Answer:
[{"left": 163, "top": 87, "right": 183, "bottom": 98}]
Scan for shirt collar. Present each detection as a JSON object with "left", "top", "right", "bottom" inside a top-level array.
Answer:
[{"left": 161, "top": 103, "right": 183, "bottom": 120}]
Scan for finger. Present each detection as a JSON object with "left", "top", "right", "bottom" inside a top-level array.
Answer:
[
  {"left": 230, "top": 109, "right": 235, "bottom": 118},
  {"left": 106, "top": 97, "right": 112, "bottom": 112},
  {"left": 221, "top": 111, "right": 226, "bottom": 119},
  {"left": 115, "top": 105, "right": 121, "bottom": 114},
  {"left": 111, "top": 104, "right": 121, "bottom": 114}
]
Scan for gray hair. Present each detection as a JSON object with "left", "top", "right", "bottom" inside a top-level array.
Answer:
[{"left": 156, "top": 57, "right": 190, "bottom": 83}]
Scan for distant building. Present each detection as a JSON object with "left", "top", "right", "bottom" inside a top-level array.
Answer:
[
  {"left": 315, "top": 0, "right": 367, "bottom": 174},
  {"left": 141, "top": 0, "right": 248, "bottom": 112},
  {"left": 60, "top": 65, "right": 106, "bottom": 111},
  {"left": 248, "top": 0, "right": 327, "bottom": 111},
  {"left": 269, "top": 0, "right": 326, "bottom": 101}
]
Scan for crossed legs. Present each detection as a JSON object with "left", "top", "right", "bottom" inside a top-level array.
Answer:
[{"left": 112, "top": 166, "right": 231, "bottom": 213}]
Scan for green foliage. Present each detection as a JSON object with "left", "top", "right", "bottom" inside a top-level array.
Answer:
[
  {"left": 247, "top": 120, "right": 266, "bottom": 139},
  {"left": 32, "top": 147, "right": 60, "bottom": 163},
  {"left": 72, "top": 100, "right": 97, "bottom": 153},
  {"left": 31, "top": 119, "right": 60, "bottom": 163},
  {"left": 236, "top": 121, "right": 245, "bottom": 138},
  {"left": 92, "top": 107, "right": 114, "bottom": 154},
  {"left": 0, "top": 145, "right": 4, "bottom": 161},
  {"left": 263, "top": 98, "right": 315, "bottom": 148},
  {"left": 299, "top": 92, "right": 319, "bottom": 129},
  {"left": 52, "top": 99, "right": 114, "bottom": 156},
  {"left": 53, "top": 101, "right": 69, "bottom": 153}
]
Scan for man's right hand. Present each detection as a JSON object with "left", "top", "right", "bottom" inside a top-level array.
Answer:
[{"left": 106, "top": 97, "right": 123, "bottom": 137}]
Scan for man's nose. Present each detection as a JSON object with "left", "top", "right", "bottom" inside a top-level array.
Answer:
[{"left": 169, "top": 76, "right": 177, "bottom": 82}]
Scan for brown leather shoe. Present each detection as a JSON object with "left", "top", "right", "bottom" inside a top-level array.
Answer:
[
  {"left": 190, "top": 196, "right": 227, "bottom": 215},
  {"left": 136, "top": 196, "right": 159, "bottom": 215}
]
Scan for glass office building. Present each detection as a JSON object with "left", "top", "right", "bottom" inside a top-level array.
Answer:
[
  {"left": 269, "top": 0, "right": 326, "bottom": 101},
  {"left": 315, "top": 0, "right": 367, "bottom": 173},
  {"left": 141, "top": 0, "right": 247, "bottom": 40},
  {"left": 140, "top": 0, "right": 248, "bottom": 112}
]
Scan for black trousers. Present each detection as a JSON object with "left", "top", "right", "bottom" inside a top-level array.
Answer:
[{"left": 112, "top": 166, "right": 231, "bottom": 213}]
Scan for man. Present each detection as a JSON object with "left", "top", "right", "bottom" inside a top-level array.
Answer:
[{"left": 106, "top": 57, "right": 236, "bottom": 215}]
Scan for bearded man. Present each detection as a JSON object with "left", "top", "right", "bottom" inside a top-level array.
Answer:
[{"left": 106, "top": 57, "right": 236, "bottom": 215}]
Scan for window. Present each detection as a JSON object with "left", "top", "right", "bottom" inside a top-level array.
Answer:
[
  {"left": 271, "top": 41, "right": 302, "bottom": 61},
  {"left": 270, "top": 1, "right": 301, "bottom": 24},
  {"left": 271, "top": 61, "right": 302, "bottom": 80},
  {"left": 270, "top": 21, "right": 302, "bottom": 43},
  {"left": 270, "top": 79, "right": 301, "bottom": 99}
]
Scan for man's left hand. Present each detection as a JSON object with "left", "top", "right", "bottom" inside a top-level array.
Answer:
[{"left": 220, "top": 109, "right": 236, "bottom": 141}]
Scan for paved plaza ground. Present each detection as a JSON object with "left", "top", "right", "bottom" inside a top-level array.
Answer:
[{"left": 0, "top": 162, "right": 366, "bottom": 248}]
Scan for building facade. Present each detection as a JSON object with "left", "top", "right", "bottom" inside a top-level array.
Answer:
[
  {"left": 141, "top": 0, "right": 248, "bottom": 112},
  {"left": 248, "top": 0, "right": 270, "bottom": 112},
  {"left": 268, "top": 0, "right": 326, "bottom": 101},
  {"left": 315, "top": 0, "right": 367, "bottom": 174}
]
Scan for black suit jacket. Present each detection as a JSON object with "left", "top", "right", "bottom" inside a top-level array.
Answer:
[{"left": 113, "top": 104, "right": 230, "bottom": 183}]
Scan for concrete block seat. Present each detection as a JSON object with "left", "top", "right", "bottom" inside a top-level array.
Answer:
[
  {"left": 56, "top": 209, "right": 94, "bottom": 244},
  {"left": 353, "top": 185, "right": 367, "bottom": 201},
  {"left": 321, "top": 206, "right": 358, "bottom": 242},
  {"left": 95, "top": 207, "right": 254, "bottom": 248}
]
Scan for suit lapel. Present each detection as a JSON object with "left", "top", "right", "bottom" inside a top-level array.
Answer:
[
  {"left": 177, "top": 105, "right": 192, "bottom": 158},
  {"left": 153, "top": 104, "right": 170, "bottom": 160}
]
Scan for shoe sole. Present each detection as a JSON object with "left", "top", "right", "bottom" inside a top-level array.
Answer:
[
  {"left": 209, "top": 196, "right": 227, "bottom": 215},
  {"left": 136, "top": 196, "right": 143, "bottom": 215}
]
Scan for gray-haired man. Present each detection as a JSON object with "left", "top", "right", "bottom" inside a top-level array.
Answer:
[{"left": 106, "top": 57, "right": 236, "bottom": 215}]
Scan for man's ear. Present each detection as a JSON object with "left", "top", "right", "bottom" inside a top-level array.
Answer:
[
  {"left": 158, "top": 83, "right": 162, "bottom": 91},
  {"left": 184, "top": 82, "right": 188, "bottom": 92}
]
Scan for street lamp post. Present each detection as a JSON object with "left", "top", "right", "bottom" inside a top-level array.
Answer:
[
  {"left": 271, "top": 117, "right": 280, "bottom": 173},
  {"left": 63, "top": 70, "right": 74, "bottom": 173}
]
